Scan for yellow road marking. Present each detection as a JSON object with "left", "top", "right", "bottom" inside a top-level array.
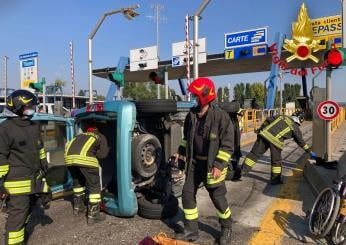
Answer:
[{"left": 249, "top": 158, "right": 306, "bottom": 245}]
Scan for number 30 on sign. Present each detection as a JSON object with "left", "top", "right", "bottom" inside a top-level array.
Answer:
[{"left": 317, "top": 100, "right": 340, "bottom": 120}]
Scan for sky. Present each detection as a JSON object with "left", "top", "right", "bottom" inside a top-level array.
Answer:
[{"left": 0, "top": 0, "right": 344, "bottom": 101}]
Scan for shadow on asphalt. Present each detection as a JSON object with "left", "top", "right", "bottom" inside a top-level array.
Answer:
[{"left": 273, "top": 210, "right": 319, "bottom": 244}]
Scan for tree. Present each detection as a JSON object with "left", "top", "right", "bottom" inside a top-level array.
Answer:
[
  {"left": 96, "top": 95, "right": 105, "bottom": 101},
  {"left": 223, "top": 87, "right": 230, "bottom": 102},
  {"left": 245, "top": 83, "right": 254, "bottom": 99},
  {"left": 78, "top": 90, "right": 85, "bottom": 96},
  {"left": 217, "top": 87, "right": 223, "bottom": 102},
  {"left": 54, "top": 79, "right": 66, "bottom": 87},
  {"left": 233, "top": 83, "right": 245, "bottom": 102},
  {"left": 250, "top": 83, "right": 265, "bottom": 108}
]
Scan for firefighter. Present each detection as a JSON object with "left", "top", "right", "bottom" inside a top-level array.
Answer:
[
  {"left": 64, "top": 121, "right": 109, "bottom": 225},
  {"left": 228, "top": 103, "right": 244, "bottom": 181},
  {"left": 241, "top": 112, "right": 317, "bottom": 184},
  {"left": 0, "top": 89, "right": 49, "bottom": 245},
  {"left": 174, "top": 77, "right": 234, "bottom": 245}
]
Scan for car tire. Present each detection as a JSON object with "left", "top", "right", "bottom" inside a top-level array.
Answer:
[
  {"left": 132, "top": 134, "right": 162, "bottom": 178},
  {"left": 137, "top": 194, "right": 179, "bottom": 219},
  {"left": 135, "top": 100, "right": 177, "bottom": 113}
]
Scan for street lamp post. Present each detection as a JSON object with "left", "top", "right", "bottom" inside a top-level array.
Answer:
[
  {"left": 192, "top": 0, "right": 211, "bottom": 80},
  {"left": 3, "top": 56, "right": 9, "bottom": 104},
  {"left": 88, "top": 5, "right": 140, "bottom": 104}
]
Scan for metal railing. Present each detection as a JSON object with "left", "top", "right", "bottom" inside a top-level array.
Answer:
[
  {"left": 241, "top": 108, "right": 299, "bottom": 133},
  {"left": 331, "top": 107, "right": 346, "bottom": 132},
  {"left": 240, "top": 107, "right": 346, "bottom": 134}
]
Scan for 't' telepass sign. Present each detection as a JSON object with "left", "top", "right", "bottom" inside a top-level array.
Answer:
[{"left": 311, "top": 15, "right": 341, "bottom": 37}]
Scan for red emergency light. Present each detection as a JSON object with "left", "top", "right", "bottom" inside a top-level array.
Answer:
[{"left": 86, "top": 102, "right": 104, "bottom": 112}]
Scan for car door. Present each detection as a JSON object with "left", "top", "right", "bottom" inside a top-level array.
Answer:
[{"left": 32, "top": 113, "right": 75, "bottom": 199}]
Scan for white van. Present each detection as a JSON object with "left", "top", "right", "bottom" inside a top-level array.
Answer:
[{"left": 38, "top": 103, "right": 70, "bottom": 116}]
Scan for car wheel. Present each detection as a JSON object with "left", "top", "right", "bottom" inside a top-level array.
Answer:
[
  {"left": 137, "top": 193, "right": 179, "bottom": 219},
  {"left": 132, "top": 134, "right": 162, "bottom": 178},
  {"left": 135, "top": 100, "right": 177, "bottom": 113}
]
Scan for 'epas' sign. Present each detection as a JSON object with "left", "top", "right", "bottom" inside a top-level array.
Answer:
[{"left": 311, "top": 15, "right": 341, "bottom": 37}]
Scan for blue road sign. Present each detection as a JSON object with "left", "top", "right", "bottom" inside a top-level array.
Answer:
[
  {"left": 19, "top": 52, "right": 38, "bottom": 60},
  {"left": 225, "top": 28, "right": 267, "bottom": 49},
  {"left": 224, "top": 44, "right": 268, "bottom": 60}
]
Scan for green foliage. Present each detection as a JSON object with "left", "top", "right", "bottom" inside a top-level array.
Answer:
[
  {"left": 54, "top": 79, "right": 66, "bottom": 87},
  {"left": 96, "top": 95, "right": 105, "bottom": 101},
  {"left": 217, "top": 87, "right": 223, "bottom": 102},
  {"left": 123, "top": 82, "right": 175, "bottom": 100},
  {"left": 78, "top": 90, "right": 85, "bottom": 96},
  {"left": 234, "top": 83, "right": 245, "bottom": 102}
]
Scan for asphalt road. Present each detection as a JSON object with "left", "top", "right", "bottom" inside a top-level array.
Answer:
[{"left": 0, "top": 123, "right": 325, "bottom": 245}]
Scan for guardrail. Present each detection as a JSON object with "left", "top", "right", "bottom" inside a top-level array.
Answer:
[
  {"left": 241, "top": 108, "right": 299, "bottom": 133},
  {"left": 331, "top": 107, "right": 346, "bottom": 132},
  {"left": 240, "top": 107, "right": 346, "bottom": 134}
]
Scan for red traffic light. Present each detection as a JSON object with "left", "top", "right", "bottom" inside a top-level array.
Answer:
[
  {"left": 149, "top": 71, "right": 164, "bottom": 85},
  {"left": 324, "top": 44, "right": 344, "bottom": 68}
]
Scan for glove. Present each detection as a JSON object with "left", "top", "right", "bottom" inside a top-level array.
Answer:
[{"left": 310, "top": 151, "right": 317, "bottom": 160}]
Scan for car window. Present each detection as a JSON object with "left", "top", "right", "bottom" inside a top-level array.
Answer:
[{"left": 40, "top": 121, "right": 67, "bottom": 166}]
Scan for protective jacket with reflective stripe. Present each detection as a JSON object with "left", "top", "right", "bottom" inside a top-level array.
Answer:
[
  {"left": 258, "top": 115, "right": 310, "bottom": 151},
  {"left": 65, "top": 132, "right": 109, "bottom": 168},
  {"left": 178, "top": 105, "right": 234, "bottom": 172},
  {"left": 0, "top": 118, "right": 48, "bottom": 195}
]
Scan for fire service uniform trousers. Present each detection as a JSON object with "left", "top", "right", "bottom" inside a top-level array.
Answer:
[
  {"left": 5, "top": 194, "right": 37, "bottom": 245},
  {"left": 68, "top": 166, "right": 101, "bottom": 204},
  {"left": 243, "top": 135, "right": 282, "bottom": 181},
  {"left": 182, "top": 159, "right": 231, "bottom": 229}
]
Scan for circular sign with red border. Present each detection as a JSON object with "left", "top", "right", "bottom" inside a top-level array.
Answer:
[{"left": 317, "top": 100, "right": 340, "bottom": 120}]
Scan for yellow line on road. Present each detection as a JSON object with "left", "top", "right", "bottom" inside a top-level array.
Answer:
[{"left": 249, "top": 158, "right": 306, "bottom": 245}]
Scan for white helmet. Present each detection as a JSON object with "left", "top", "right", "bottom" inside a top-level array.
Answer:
[{"left": 291, "top": 116, "right": 301, "bottom": 125}]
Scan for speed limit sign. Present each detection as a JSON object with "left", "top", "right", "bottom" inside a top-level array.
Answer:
[{"left": 317, "top": 100, "right": 340, "bottom": 120}]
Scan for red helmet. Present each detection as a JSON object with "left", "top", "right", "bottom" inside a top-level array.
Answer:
[{"left": 188, "top": 77, "right": 216, "bottom": 106}]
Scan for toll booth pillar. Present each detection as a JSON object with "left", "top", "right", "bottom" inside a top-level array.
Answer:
[{"left": 312, "top": 87, "right": 326, "bottom": 159}]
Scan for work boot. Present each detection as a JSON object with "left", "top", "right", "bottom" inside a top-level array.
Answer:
[
  {"left": 73, "top": 194, "right": 86, "bottom": 215},
  {"left": 175, "top": 220, "right": 199, "bottom": 242},
  {"left": 87, "top": 203, "right": 106, "bottom": 225},
  {"left": 219, "top": 226, "right": 232, "bottom": 245}
]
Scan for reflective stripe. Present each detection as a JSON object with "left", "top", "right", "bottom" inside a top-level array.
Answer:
[
  {"left": 65, "top": 155, "right": 99, "bottom": 168},
  {"left": 42, "top": 178, "right": 49, "bottom": 193},
  {"left": 180, "top": 139, "right": 187, "bottom": 148},
  {"left": 207, "top": 168, "right": 227, "bottom": 185},
  {"left": 216, "top": 207, "right": 231, "bottom": 219},
  {"left": 73, "top": 186, "right": 86, "bottom": 194},
  {"left": 8, "top": 228, "right": 24, "bottom": 245},
  {"left": 271, "top": 166, "right": 282, "bottom": 174},
  {"left": 25, "top": 214, "right": 31, "bottom": 224},
  {"left": 259, "top": 130, "right": 284, "bottom": 149},
  {"left": 183, "top": 207, "right": 198, "bottom": 220},
  {"left": 303, "top": 144, "right": 309, "bottom": 151},
  {"left": 195, "top": 155, "right": 207, "bottom": 160},
  {"left": 4, "top": 180, "right": 31, "bottom": 194},
  {"left": 64, "top": 138, "right": 77, "bottom": 157},
  {"left": 0, "top": 164, "right": 9, "bottom": 177},
  {"left": 275, "top": 127, "right": 291, "bottom": 139},
  {"left": 39, "top": 148, "right": 46, "bottom": 159},
  {"left": 263, "top": 116, "right": 282, "bottom": 131},
  {"left": 216, "top": 150, "right": 231, "bottom": 162},
  {"left": 89, "top": 193, "right": 101, "bottom": 203},
  {"left": 80, "top": 137, "right": 96, "bottom": 156},
  {"left": 244, "top": 157, "right": 256, "bottom": 167},
  {"left": 284, "top": 117, "right": 293, "bottom": 129}
]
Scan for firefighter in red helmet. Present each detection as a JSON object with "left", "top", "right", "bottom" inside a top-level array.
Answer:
[{"left": 173, "top": 78, "right": 234, "bottom": 244}]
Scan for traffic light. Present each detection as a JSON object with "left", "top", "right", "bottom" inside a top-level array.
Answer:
[
  {"left": 29, "top": 81, "right": 44, "bottom": 93},
  {"left": 324, "top": 43, "right": 345, "bottom": 69},
  {"left": 108, "top": 72, "right": 124, "bottom": 87},
  {"left": 149, "top": 67, "right": 166, "bottom": 85}
]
